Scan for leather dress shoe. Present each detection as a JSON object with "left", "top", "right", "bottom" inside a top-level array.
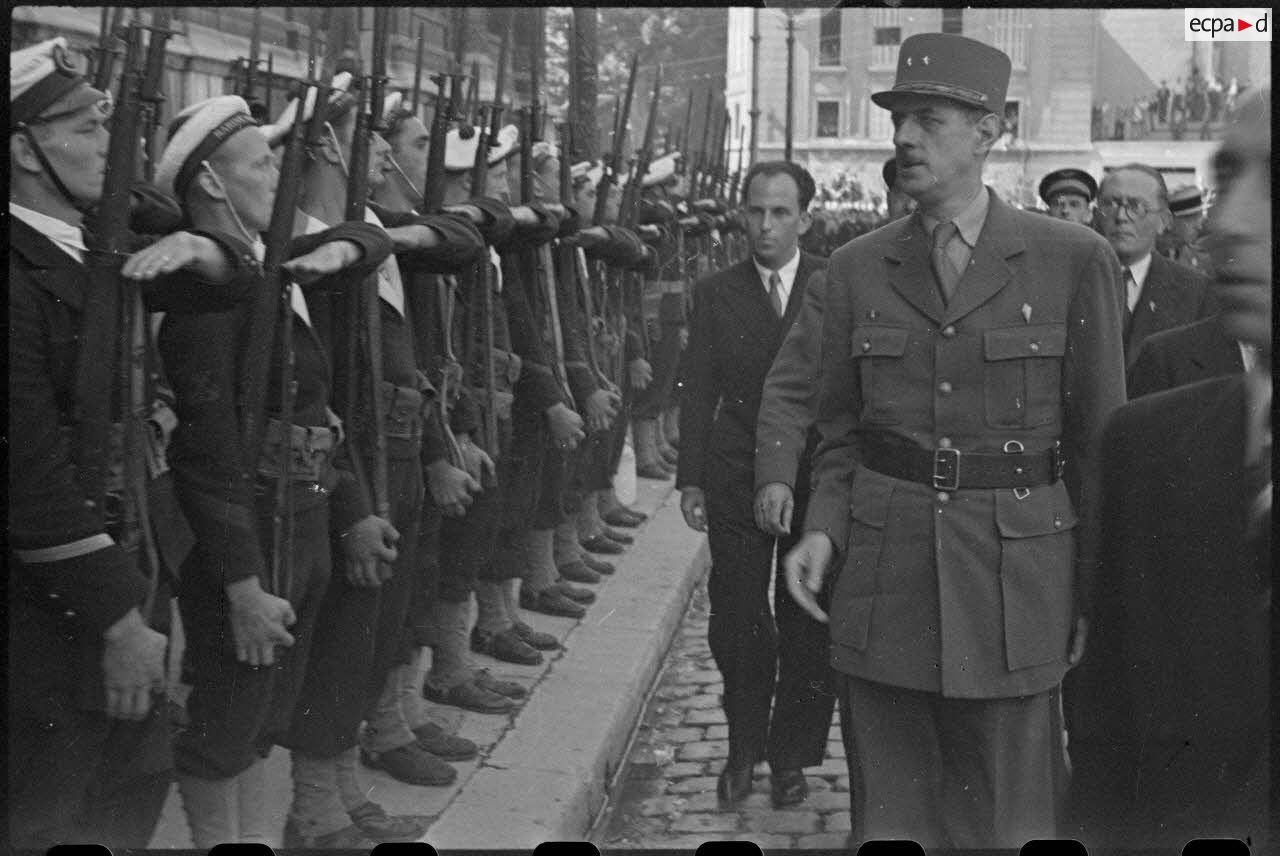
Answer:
[
  {"left": 552, "top": 580, "right": 596, "bottom": 604},
  {"left": 557, "top": 560, "right": 602, "bottom": 584},
  {"left": 770, "top": 768, "right": 808, "bottom": 807},
  {"left": 347, "top": 801, "right": 431, "bottom": 841},
  {"left": 471, "top": 626, "right": 543, "bottom": 665},
  {"left": 412, "top": 721, "right": 478, "bottom": 761},
  {"left": 581, "top": 553, "right": 616, "bottom": 575},
  {"left": 602, "top": 507, "right": 645, "bottom": 528},
  {"left": 581, "top": 534, "right": 625, "bottom": 555},
  {"left": 283, "top": 822, "right": 374, "bottom": 849},
  {"left": 422, "top": 677, "right": 516, "bottom": 713},
  {"left": 512, "top": 620, "right": 561, "bottom": 650},
  {"left": 359, "top": 744, "right": 457, "bottom": 787},
  {"left": 520, "top": 586, "right": 587, "bottom": 618},
  {"left": 474, "top": 668, "right": 527, "bottom": 699},
  {"left": 601, "top": 527, "right": 634, "bottom": 545},
  {"left": 717, "top": 763, "right": 754, "bottom": 805}
]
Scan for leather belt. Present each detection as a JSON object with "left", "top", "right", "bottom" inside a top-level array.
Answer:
[
  {"left": 861, "top": 434, "right": 1063, "bottom": 491},
  {"left": 257, "top": 419, "right": 337, "bottom": 483}
]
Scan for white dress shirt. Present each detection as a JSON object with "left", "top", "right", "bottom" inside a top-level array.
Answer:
[
  {"left": 753, "top": 247, "right": 802, "bottom": 312},
  {"left": 1123, "top": 252, "right": 1154, "bottom": 313}
]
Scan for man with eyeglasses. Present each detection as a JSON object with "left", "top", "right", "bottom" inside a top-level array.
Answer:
[
  {"left": 9, "top": 39, "right": 258, "bottom": 849},
  {"left": 1095, "top": 163, "right": 1215, "bottom": 368}
]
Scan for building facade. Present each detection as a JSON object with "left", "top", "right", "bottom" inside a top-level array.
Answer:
[{"left": 725, "top": 7, "right": 1261, "bottom": 211}]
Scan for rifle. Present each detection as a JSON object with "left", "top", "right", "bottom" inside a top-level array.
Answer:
[
  {"left": 243, "top": 7, "right": 262, "bottom": 102},
  {"left": 241, "top": 13, "right": 328, "bottom": 598},
  {"left": 559, "top": 120, "right": 612, "bottom": 393},
  {"left": 265, "top": 53, "right": 275, "bottom": 118},
  {"left": 422, "top": 71, "right": 452, "bottom": 214},
  {"left": 410, "top": 24, "right": 425, "bottom": 116},
  {"left": 464, "top": 60, "right": 481, "bottom": 128},
  {"left": 93, "top": 7, "right": 126, "bottom": 93},
  {"left": 594, "top": 53, "right": 639, "bottom": 226},
  {"left": 697, "top": 86, "right": 715, "bottom": 198},
  {"left": 621, "top": 65, "right": 662, "bottom": 227},
  {"left": 138, "top": 8, "right": 172, "bottom": 183}
]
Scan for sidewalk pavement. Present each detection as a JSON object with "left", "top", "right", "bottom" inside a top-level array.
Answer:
[{"left": 148, "top": 472, "right": 708, "bottom": 849}]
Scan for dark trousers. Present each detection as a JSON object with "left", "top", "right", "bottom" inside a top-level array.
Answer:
[
  {"left": 631, "top": 294, "right": 685, "bottom": 419},
  {"left": 8, "top": 592, "right": 173, "bottom": 849},
  {"left": 176, "top": 498, "right": 332, "bottom": 779},
  {"left": 282, "top": 455, "right": 424, "bottom": 757},
  {"left": 705, "top": 464, "right": 834, "bottom": 771},
  {"left": 838, "top": 674, "right": 1064, "bottom": 848}
]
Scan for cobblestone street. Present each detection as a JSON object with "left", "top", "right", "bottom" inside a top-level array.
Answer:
[{"left": 593, "top": 582, "right": 852, "bottom": 850}]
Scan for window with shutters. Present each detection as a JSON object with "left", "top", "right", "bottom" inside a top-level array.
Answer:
[
  {"left": 941, "top": 9, "right": 963, "bottom": 35},
  {"left": 990, "top": 9, "right": 1029, "bottom": 69},
  {"left": 819, "top": 10, "right": 842, "bottom": 67},
  {"left": 816, "top": 101, "right": 840, "bottom": 137},
  {"left": 871, "top": 8, "right": 903, "bottom": 68}
]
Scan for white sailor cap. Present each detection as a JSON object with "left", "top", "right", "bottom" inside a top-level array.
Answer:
[
  {"left": 155, "top": 95, "right": 258, "bottom": 201},
  {"left": 11, "top": 37, "right": 109, "bottom": 131},
  {"left": 642, "top": 151, "right": 682, "bottom": 188},
  {"left": 258, "top": 71, "right": 354, "bottom": 148},
  {"left": 445, "top": 122, "right": 520, "bottom": 172}
]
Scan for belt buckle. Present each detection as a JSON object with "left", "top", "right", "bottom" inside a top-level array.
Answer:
[{"left": 932, "top": 448, "right": 960, "bottom": 491}]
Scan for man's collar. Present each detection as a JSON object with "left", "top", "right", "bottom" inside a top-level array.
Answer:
[
  {"left": 9, "top": 201, "right": 87, "bottom": 263},
  {"left": 919, "top": 185, "right": 990, "bottom": 247},
  {"left": 753, "top": 247, "right": 800, "bottom": 283},
  {"left": 1125, "top": 252, "right": 1154, "bottom": 288}
]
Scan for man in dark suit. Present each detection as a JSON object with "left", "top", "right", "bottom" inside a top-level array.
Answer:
[
  {"left": 1067, "top": 91, "right": 1270, "bottom": 850},
  {"left": 1126, "top": 313, "right": 1250, "bottom": 398},
  {"left": 770, "top": 34, "right": 1126, "bottom": 847},
  {"left": 1096, "top": 163, "right": 1216, "bottom": 367},
  {"left": 677, "top": 160, "right": 834, "bottom": 809}
]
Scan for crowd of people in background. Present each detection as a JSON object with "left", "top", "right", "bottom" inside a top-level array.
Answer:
[{"left": 1093, "top": 69, "right": 1248, "bottom": 142}]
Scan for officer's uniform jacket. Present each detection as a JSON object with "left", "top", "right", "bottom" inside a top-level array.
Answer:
[
  {"left": 9, "top": 215, "right": 256, "bottom": 707},
  {"left": 801, "top": 190, "right": 1126, "bottom": 699},
  {"left": 158, "top": 223, "right": 391, "bottom": 589}
]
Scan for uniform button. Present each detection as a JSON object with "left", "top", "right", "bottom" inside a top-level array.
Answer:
[
  {"left": 63, "top": 610, "right": 76, "bottom": 619},
  {"left": 84, "top": 499, "right": 96, "bottom": 509},
  {"left": 1054, "top": 516, "right": 1063, "bottom": 528},
  {"left": 941, "top": 325, "right": 956, "bottom": 338},
  {"left": 861, "top": 340, "right": 872, "bottom": 352},
  {"left": 1029, "top": 341, "right": 1041, "bottom": 353},
  {"left": 938, "top": 437, "right": 952, "bottom": 449},
  {"left": 48, "top": 592, "right": 60, "bottom": 601},
  {"left": 938, "top": 381, "right": 953, "bottom": 394},
  {"left": 936, "top": 491, "right": 950, "bottom": 503},
  {"left": 868, "top": 309, "right": 879, "bottom": 320}
]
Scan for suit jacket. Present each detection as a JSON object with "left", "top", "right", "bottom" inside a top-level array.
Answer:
[
  {"left": 800, "top": 191, "right": 1126, "bottom": 698},
  {"left": 1126, "top": 314, "right": 1243, "bottom": 398},
  {"left": 1125, "top": 252, "right": 1215, "bottom": 368},
  {"left": 1068, "top": 375, "right": 1269, "bottom": 846},
  {"left": 677, "top": 252, "right": 827, "bottom": 513}
]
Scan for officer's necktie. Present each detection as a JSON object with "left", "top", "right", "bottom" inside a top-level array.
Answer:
[
  {"left": 768, "top": 270, "right": 785, "bottom": 318},
  {"left": 930, "top": 221, "right": 961, "bottom": 304},
  {"left": 1122, "top": 267, "right": 1136, "bottom": 338}
]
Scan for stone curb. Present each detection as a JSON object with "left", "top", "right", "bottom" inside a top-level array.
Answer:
[{"left": 424, "top": 478, "right": 710, "bottom": 849}]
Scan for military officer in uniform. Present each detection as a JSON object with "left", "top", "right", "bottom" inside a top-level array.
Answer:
[
  {"left": 1038, "top": 167, "right": 1098, "bottom": 226},
  {"left": 9, "top": 42, "right": 252, "bottom": 848},
  {"left": 766, "top": 34, "right": 1126, "bottom": 847}
]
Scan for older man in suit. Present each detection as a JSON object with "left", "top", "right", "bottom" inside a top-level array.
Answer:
[
  {"left": 678, "top": 160, "right": 834, "bottom": 810},
  {"left": 769, "top": 34, "right": 1126, "bottom": 847},
  {"left": 1067, "top": 91, "right": 1270, "bottom": 849},
  {"left": 1096, "top": 163, "right": 1215, "bottom": 366}
]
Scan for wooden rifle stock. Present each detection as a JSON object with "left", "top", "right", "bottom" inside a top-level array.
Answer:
[{"left": 139, "top": 9, "right": 172, "bottom": 183}]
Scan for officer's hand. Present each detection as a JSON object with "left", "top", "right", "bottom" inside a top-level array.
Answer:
[
  {"left": 102, "top": 607, "right": 167, "bottom": 720},
  {"left": 629, "top": 358, "right": 653, "bottom": 391},
  {"left": 342, "top": 515, "right": 400, "bottom": 587},
  {"left": 426, "top": 458, "right": 480, "bottom": 518},
  {"left": 783, "top": 532, "right": 834, "bottom": 624},
  {"left": 585, "top": 388, "right": 621, "bottom": 433},
  {"left": 122, "top": 231, "right": 224, "bottom": 281},
  {"left": 545, "top": 402, "right": 585, "bottom": 450},
  {"left": 1067, "top": 615, "right": 1089, "bottom": 668},
  {"left": 225, "top": 578, "right": 297, "bottom": 667},
  {"left": 680, "top": 487, "right": 708, "bottom": 532},
  {"left": 456, "top": 434, "right": 496, "bottom": 488},
  {"left": 282, "top": 239, "right": 362, "bottom": 284},
  {"left": 510, "top": 205, "right": 541, "bottom": 227},
  {"left": 754, "top": 482, "right": 795, "bottom": 537}
]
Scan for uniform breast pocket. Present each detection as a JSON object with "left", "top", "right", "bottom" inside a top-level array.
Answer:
[
  {"left": 981, "top": 325, "right": 1067, "bottom": 429},
  {"left": 850, "top": 326, "right": 910, "bottom": 426}
]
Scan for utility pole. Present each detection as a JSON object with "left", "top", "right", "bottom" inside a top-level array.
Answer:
[
  {"left": 749, "top": 8, "right": 760, "bottom": 164},
  {"left": 784, "top": 9, "right": 795, "bottom": 162}
]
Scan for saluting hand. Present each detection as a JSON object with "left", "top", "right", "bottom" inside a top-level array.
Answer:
[
  {"left": 342, "top": 515, "right": 400, "bottom": 588},
  {"left": 426, "top": 458, "right": 481, "bottom": 518},
  {"left": 282, "top": 239, "right": 362, "bottom": 284},
  {"left": 783, "top": 532, "right": 834, "bottom": 624},
  {"left": 225, "top": 578, "right": 296, "bottom": 667},
  {"left": 121, "top": 231, "right": 227, "bottom": 282},
  {"left": 102, "top": 607, "right": 167, "bottom": 720},
  {"left": 680, "top": 487, "right": 708, "bottom": 533},
  {"left": 754, "top": 482, "right": 795, "bottom": 537}
]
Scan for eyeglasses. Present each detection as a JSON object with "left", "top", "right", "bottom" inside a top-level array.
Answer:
[{"left": 1097, "top": 196, "right": 1159, "bottom": 219}]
